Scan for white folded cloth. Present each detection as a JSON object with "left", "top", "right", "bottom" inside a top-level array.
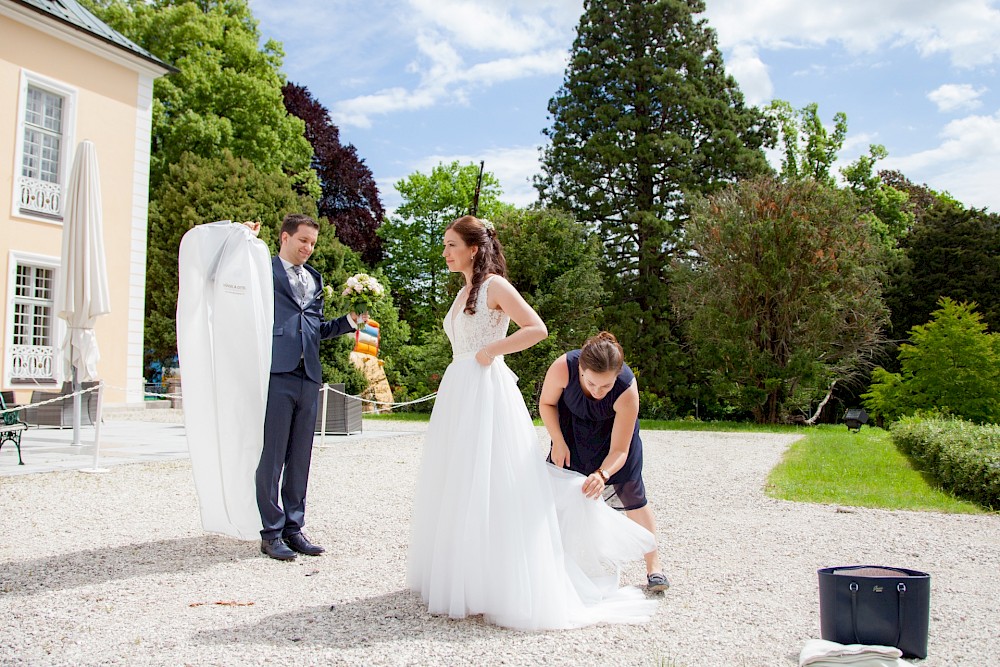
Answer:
[{"left": 800, "top": 639, "right": 907, "bottom": 667}]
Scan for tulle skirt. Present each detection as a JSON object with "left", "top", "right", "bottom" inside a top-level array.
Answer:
[{"left": 405, "top": 354, "right": 658, "bottom": 630}]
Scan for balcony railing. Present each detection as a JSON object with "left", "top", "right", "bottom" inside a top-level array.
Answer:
[
  {"left": 9, "top": 344, "right": 57, "bottom": 383},
  {"left": 17, "top": 175, "right": 62, "bottom": 218}
]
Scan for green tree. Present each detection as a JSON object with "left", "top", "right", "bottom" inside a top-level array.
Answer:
[
  {"left": 378, "top": 161, "right": 507, "bottom": 334},
  {"left": 390, "top": 328, "right": 453, "bottom": 413},
  {"left": 864, "top": 298, "right": 1000, "bottom": 424},
  {"left": 80, "top": 0, "right": 317, "bottom": 193},
  {"left": 674, "top": 177, "right": 888, "bottom": 423},
  {"left": 536, "top": 0, "right": 773, "bottom": 403},
  {"left": 879, "top": 170, "right": 955, "bottom": 226},
  {"left": 388, "top": 208, "right": 606, "bottom": 415},
  {"left": 496, "top": 208, "right": 607, "bottom": 413},
  {"left": 886, "top": 200, "right": 1000, "bottom": 336},
  {"left": 766, "top": 100, "right": 847, "bottom": 184},
  {"left": 146, "top": 150, "right": 378, "bottom": 391},
  {"left": 840, "top": 145, "right": 913, "bottom": 253}
]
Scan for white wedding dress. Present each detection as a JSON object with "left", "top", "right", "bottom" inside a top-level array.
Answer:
[{"left": 406, "top": 276, "right": 658, "bottom": 630}]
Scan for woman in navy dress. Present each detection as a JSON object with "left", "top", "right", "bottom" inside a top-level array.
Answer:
[{"left": 539, "top": 331, "right": 669, "bottom": 592}]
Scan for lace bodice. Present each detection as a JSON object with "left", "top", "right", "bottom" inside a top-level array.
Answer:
[{"left": 444, "top": 275, "right": 511, "bottom": 358}]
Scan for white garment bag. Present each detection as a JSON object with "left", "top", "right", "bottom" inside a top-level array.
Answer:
[{"left": 176, "top": 221, "right": 273, "bottom": 539}]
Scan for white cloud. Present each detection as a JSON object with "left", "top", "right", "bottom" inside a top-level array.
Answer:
[
  {"left": 333, "top": 85, "right": 444, "bottom": 129},
  {"left": 705, "top": 0, "right": 1000, "bottom": 68},
  {"left": 332, "top": 26, "right": 568, "bottom": 128},
  {"left": 883, "top": 109, "right": 1000, "bottom": 209},
  {"left": 407, "top": 0, "right": 579, "bottom": 54},
  {"left": 252, "top": 0, "right": 579, "bottom": 139},
  {"left": 725, "top": 44, "right": 773, "bottom": 106},
  {"left": 928, "top": 83, "right": 987, "bottom": 112},
  {"left": 330, "top": 34, "right": 457, "bottom": 127},
  {"left": 249, "top": 0, "right": 410, "bottom": 82},
  {"left": 463, "top": 50, "right": 568, "bottom": 85},
  {"left": 841, "top": 132, "right": 880, "bottom": 156}
]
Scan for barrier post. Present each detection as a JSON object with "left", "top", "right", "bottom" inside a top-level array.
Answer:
[
  {"left": 319, "top": 383, "right": 329, "bottom": 447},
  {"left": 80, "top": 381, "right": 109, "bottom": 473}
]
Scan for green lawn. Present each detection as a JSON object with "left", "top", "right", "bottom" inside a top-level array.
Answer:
[
  {"left": 639, "top": 418, "right": 799, "bottom": 433},
  {"left": 364, "top": 411, "right": 433, "bottom": 422},
  {"left": 766, "top": 425, "right": 986, "bottom": 514},
  {"left": 364, "top": 413, "right": 802, "bottom": 433},
  {"left": 363, "top": 414, "right": 986, "bottom": 513}
]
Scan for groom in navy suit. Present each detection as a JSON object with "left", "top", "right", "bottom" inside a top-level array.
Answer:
[{"left": 256, "top": 213, "right": 363, "bottom": 561}]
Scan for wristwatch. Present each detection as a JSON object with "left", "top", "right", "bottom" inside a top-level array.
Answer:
[{"left": 597, "top": 468, "right": 609, "bottom": 484}]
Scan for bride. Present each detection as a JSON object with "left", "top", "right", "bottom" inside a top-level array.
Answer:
[{"left": 406, "top": 215, "right": 658, "bottom": 630}]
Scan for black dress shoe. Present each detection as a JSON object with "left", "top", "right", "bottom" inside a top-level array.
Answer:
[
  {"left": 260, "top": 537, "right": 297, "bottom": 561},
  {"left": 285, "top": 532, "right": 325, "bottom": 556}
]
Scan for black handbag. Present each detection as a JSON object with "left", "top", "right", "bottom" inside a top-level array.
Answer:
[{"left": 818, "top": 565, "right": 931, "bottom": 659}]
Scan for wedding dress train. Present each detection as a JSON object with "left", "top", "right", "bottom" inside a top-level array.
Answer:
[{"left": 406, "top": 276, "right": 658, "bottom": 630}]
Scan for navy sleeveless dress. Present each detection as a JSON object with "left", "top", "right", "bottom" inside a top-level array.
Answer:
[{"left": 550, "top": 349, "right": 648, "bottom": 510}]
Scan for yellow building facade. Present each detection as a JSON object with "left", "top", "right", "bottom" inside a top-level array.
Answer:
[{"left": 0, "top": 0, "right": 171, "bottom": 405}]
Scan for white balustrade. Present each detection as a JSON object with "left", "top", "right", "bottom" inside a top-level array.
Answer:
[
  {"left": 9, "top": 344, "right": 56, "bottom": 380},
  {"left": 17, "top": 175, "right": 62, "bottom": 218}
]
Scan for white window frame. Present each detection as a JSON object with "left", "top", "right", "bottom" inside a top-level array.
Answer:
[
  {"left": 4, "top": 251, "right": 64, "bottom": 388},
  {"left": 11, "top": 69, "right": 77, "bottom": 225}
]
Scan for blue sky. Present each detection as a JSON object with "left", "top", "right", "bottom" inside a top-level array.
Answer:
[{"left": 248, "top": 0, "right": 1000, "bottom": 214}]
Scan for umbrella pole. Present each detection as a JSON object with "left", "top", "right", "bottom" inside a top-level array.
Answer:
[
  {"left": 71, "top": 366, "right": 83, "bottom": 446},
  {"left": 80, "top": 380, "right": 108, "bottom": 474}
]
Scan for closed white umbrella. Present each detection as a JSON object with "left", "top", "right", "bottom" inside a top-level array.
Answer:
[{"left": 54, "top": 140, "right": 111, "bottom": 454}]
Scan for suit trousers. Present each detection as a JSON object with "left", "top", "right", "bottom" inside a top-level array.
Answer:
[{"left": 256, "top": 364, "right": 320, "bottom": 540}]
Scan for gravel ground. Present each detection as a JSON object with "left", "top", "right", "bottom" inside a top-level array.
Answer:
[{"left": 1, "top": 421, "right": 997, "bottom": 666}]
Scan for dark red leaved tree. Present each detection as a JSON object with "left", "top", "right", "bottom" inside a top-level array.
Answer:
[{"left": 283, "top": 82, "right": 384, "bottom": 263}]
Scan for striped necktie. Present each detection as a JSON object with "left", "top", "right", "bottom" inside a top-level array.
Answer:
[{"left": 291, "top": 265, "right": 308, "bottom": 302}]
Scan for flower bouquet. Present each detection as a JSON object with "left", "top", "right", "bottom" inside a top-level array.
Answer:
[{"left": 342, "top": 273, "right": 385, "bottom": 314}]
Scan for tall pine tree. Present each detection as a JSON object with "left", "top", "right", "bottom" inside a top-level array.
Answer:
[{"left": 536, "top": 0, "right": 772, "bottom": 403}]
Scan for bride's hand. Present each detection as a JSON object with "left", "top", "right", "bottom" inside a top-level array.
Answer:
[
  {"left": 475, "top": 348, "right": 495, "bottom": 366},
  {"left": 241, "top": 220, "right": 261, "bottom": 236}
]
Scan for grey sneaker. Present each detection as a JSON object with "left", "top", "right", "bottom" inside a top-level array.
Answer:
[{"left": 647, "top": 572, "right": 670, "bottom": 592}]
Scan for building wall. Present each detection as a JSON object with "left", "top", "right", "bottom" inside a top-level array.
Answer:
[{"left": 0, "top": 12, "right": 152, "bottom": 405}]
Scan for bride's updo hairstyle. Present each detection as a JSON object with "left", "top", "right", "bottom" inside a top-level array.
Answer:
[
  {"left": 579, "top": 331, "right": 625, "bottom": 374},
  {"left": 447, "top": 215, "right": 508, "bottom": 315}
]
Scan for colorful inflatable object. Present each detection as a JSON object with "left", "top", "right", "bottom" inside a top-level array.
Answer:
[
  {"left": 349, "top": 318, "right": 393, "bottom": 410},
  {"left": 353, "top": 319, "right": 381, "bottom": 357}
]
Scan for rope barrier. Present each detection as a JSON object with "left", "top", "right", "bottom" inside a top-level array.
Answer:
[
  {"left": 1, "top": 381, "right": 438, "bottom": 417},
  {"left": 320, "top": 383, "right": 437, "bottom": 408},
  {"left": 1, "top": 383, "right": 102, "bottom": 418}
]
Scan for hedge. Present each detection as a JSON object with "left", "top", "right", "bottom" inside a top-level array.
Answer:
[{"left": 890, "top": 416, "right": 1000, "bottom": 510}]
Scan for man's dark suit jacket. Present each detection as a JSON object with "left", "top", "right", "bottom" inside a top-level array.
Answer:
[{"left": 270, "top": 256, "right": 353, "bottom": 379}]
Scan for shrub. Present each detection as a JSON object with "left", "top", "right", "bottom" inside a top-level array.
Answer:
[
  {"left": 638, "top": 391, "right": 675, "bottom": 420},
  {"left": 864, "top": 297, "right": 1000, "bottom": 424},
  {"left": 890, "top": 416, "right": 1000, "bottom": 509}
]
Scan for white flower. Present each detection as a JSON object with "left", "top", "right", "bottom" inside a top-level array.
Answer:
[{"left": 342, "top": 273, "right": 386, "bottom": 301}]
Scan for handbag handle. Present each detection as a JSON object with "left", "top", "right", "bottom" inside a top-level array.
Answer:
[{"left": 850, "top": 581, "right": 906, "bottom": 647}]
